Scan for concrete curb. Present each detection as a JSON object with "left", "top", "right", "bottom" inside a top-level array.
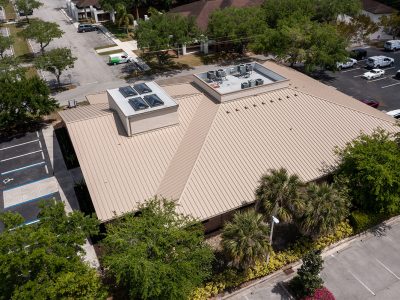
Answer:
[{"left": 221, "top": 215, "right": 400, "bottom": 299}]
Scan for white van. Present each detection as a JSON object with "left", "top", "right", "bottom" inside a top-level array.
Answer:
[
  {"left": 108, "top": 53, "right": 134, "bottom": 65},
  {"left": 384, "top": 40, "right": 400, "bottom": 51},
  {"left": 366, "top": 56, "right": 394, "bottom": 68}
]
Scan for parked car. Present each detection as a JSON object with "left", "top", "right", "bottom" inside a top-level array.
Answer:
[
  {"left": 366, "top": 56, "right": 394, "bottom": 68},
  {"left": 384, "top": 40, "right": 400, "bottom": 51},
  {"left": 350, "top": 48, "right": 367, "bottom": 60},
  {"left": 337, "top": 58, "right": 357, "bottom": 70},
  {"left": 360, "top": 99, "right": 379, "bottom": 108},
  {"left": 362, "top": 68, "right": 385, "bottom": 80},
  {"left": 108, "top": 53, "right": 134, "bottom": 65},
  {"left": 19, "top": 9, "right": 33, "bottom": 16},
  {"left": 395, "top": 70, "right": 400, "bottom": 79},
  {"left": 386, "top": 109, "right": 400, "bottom": 119},
  {"left": 77, "top": 24, "right": 98, "bottom": 33}
]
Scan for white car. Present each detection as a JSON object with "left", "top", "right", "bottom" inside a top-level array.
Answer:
[
  {"left": 386, "top": 109, "right": 400, "bottom": 119},
  {"left": 337, "top": 58, "right": 357, "bottom": 70},
  {"left": 362, "top": 69, "right": 385, "bottom": 80}
]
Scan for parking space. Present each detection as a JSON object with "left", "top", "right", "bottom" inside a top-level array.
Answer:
[
  {"left": 316, "top": 46, "right": 400, "bottom": 111},
  {"left": 0, "top": 131, "right": 59, "bottom": 230},
  {"left": 322, "top": 222, "right": 400, "bottom": 300}
]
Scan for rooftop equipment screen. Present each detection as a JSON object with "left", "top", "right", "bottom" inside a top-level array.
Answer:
[
  {"left": 129, "top": 97, "right": 149, "bottom": 111},
  {"left": 144, "top": 94, "right": 164, "bottom": 108},
  {"left": 134, "top": 83, "right": 152, "bottom": 94},
  {"left": 119, "top": 86, "right": 137, "bottom": 98}
]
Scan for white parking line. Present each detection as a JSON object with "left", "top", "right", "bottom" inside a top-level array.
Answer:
[
  {"left": 376, "top": 259, "right": 400, "bottom": 280},
  {"left": 45, "top": 165, "right": 49, "bottom": 174},
  {"left": 349, "top": 271, "right": 376, "bottom": 296},
  {"left": 1, "top": 161, "right": 45, "bottom": 175},
  {"left": 341, "top": 67, "right": 360, "bottom": 73},
  {"left": 36, "top": 131, "right": 39, "bottom": 138},
  {"left": 368, "top": 77, "right": 387, "bottom": 82},
  {"left": 39, "top": 141, "right": 42, "bottom": 149},
  {"left": 1, "top": 150, "right": 43, "bottom": 162},
  {"left": 382, "top": 82, "right": 400, "bottom": 89},
  {"left": 0, "top": 139, "right": 39, "bottom": 151}
]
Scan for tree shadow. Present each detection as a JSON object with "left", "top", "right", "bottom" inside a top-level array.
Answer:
[
  {"left": 271, "top": 282, "right": 293, "bottom": 300},
  {"left": 368, "top": 222, "right": 392, "bottom": 237}
]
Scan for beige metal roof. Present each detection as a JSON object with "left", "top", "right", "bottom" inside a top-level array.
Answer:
[
  {"left": 86, "top": 92, "right": 109, "bottom": 105},
  {"left": 59, "top": 103, "right": 110, "bottom": 123},
  {"left": 60, "top": 62, "right": 398, "bottom": 222}
]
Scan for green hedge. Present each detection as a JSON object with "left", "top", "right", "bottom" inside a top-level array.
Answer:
[
  {"left": 349, "top": 211, "right": 387, "bottom": 233},
  {"left": 191, "top": 222, "right": 353, "bottom": 300}
]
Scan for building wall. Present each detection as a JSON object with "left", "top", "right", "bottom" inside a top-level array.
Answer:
[{"left": 129, "top": 106, "right": 179, "bottom": 135}]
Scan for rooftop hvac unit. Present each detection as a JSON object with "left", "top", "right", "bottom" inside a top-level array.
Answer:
[
  {"left": 216, "top": 69, "right": 226, "bottom": 78},
  {"left": 256, "top": 78, "right": 264, "bottom": 86},
  {"left": 246, "top": 63, "right": 253, "bottom": 72},
  {"left": 241, "top": 82, "right": 249, "bottom": 89},
  {"left": 248, "top": 79, "right": 256, "bottom": 87},
  {"left": 207, "top": 70, "right": 216, "bottom": 81}
]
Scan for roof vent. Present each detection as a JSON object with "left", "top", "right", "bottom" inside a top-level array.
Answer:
[
  {"left": 244, "top": 106, "right": 248, "bottom": 109},
  {"left": 294, "top": 94, "right": 298, "bottom": 97},
  {"left": 278, "top": 97, "right": 282, "bottom": 101},
  {"left": 235, "top": 108, "right": 240, "bottom": 111},
  {"left": 261, "top": 101, "right": 266, "bottom": 105},
  {"left": 286, "top": 95, "right": 290, "bottom": 99},
  {"left": 253, "top": 104, "right": 257, "bottom": 107}
]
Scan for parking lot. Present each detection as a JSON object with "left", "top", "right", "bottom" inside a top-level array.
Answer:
[
  {"left": 317, "top": 46, "right": 400, "bottom": 111},
  {"left": 322, "top": 222, "right": 400, "bottom": 300},
  {"left": 0, "top": 131, "right": 59, "bottom": 230}
]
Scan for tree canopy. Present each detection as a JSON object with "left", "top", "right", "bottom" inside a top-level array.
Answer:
[
  {"left": 207, "top": 7, "right": 266, "bottom": 53},
  {"left": 337, "top": 14, "right": 379, "bottom": 45},
  {"left": 101, "top": 197, "right": 214, "bottom": 300},
  {"left": 35, "top": 47, "right": 76, "bottom": 86},
  {"left": 335, "top": 129, "right": 400, "bottom": 214},
  {"left": 15, "top": 0, "right": 43, "bottom": 23},
  {"left": 136, "top": 9, "right": 200, "bottom": 63},
  {"left": 380, "top": 13, "right": 400, "bottom": 39},
  {"left": 19, "top": 19, "right": 64, "bottom": 53},
  {"left": 0, "top": 200, "right": 106, "bottom": 300},
  {"left": 0, "top": 71, "right": 58, "bottom": 130},
  {"left": 221, "top": 210, "right": 270, "bottom": 271},
  {"left": 299, "top": 182, "right": 350, "bottom": 238},
  {"left": 0, "top": 35, "right": 13, "bottom": 58}
]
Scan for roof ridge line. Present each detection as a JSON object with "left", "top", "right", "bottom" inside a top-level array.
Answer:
[{"left": 287, "top": 87, "right": 396, "bottom": 125}]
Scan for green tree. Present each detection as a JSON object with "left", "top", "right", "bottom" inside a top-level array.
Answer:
[
  {"left": 314, "top": 0, "right": 361, "bottom": 23},
  {"left": 35, "top": 47, "right": 76, "bottom": 87},
  {"left": 290, "top": 251, "right": 324, "bottom": 298},
  {"left": 207, "top": 7, "right": 266, "bottom": 54},
  {"left": 99, "top": 0, "right": 145, "bottom": 20},
  {"left": 0, "top": 200, "right": 106, "bottom": 300},
  {"left": 115, "top": 3, "right": 134, "bottom": 33},
  {"left": 337, "top": 14, "right": 379, "bottom": 44},
  {"left": 136, "top": 9, "right": 200, "bottom": 63},
  {"left": 101, "top": 197, "right": 214, "bottom": 300},
  {"left": 0, "top": 35, "right": 13, "bottom": 58},
  {"left": 255, "top": 168, "right": 305, "bottom": 223},
  {"left": 19, "top": 19, "right": 64, "bottom": 53},
  {"left": 221, "top": 210, "right": 271, "bottom": 271},
  {"left": 299, "top": 183, "right": 350, "bottom": 238},
  {"left": 252, "top": 16, "right": 348, "bottom": 72},
  {"left": 335, "top": 129, "right": 400, "bottom": 214},
  {"left": 380, "top": 13, "right": 400, "bottom": 39},
  {"left": 15, "top": 0, "right": 43, "bottom": 23},
  {"left": 0, "top": 73, "right": 58, "bottom": 129}
]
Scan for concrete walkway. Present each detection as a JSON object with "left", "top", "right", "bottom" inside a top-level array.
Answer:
[
  {"left": 97, "top": 24, "right": 138, "bottom": 58},
  {"left": 42, "top": 125, "right": 100, "bottom": 269}
]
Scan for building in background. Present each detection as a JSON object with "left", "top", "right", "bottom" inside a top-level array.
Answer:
[{"left": 66, "top": 0, "right": 115, "bottom": 23}]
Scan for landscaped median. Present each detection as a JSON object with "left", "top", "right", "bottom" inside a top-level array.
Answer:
[{"left": 192, "top": 222, "right": 353, "bottom": 300}]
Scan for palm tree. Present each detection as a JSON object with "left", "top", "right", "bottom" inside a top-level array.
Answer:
[
  {"left": 132, "top": 0, "right": 147, "bottom": 21},
  {"left": 221, "top": 210, "right": 271, "bottom": 271},
  {"left": 115, "top": 3, "right": 134, "bottom": 34},
  {"left": 255, "top": 168, "right": 305, "bottom": 223},
  {"left": 299, "top": 182, "right": 350, "bottom": 239}
]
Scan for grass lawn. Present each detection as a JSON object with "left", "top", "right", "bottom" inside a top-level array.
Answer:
[
  {"left": 98, "top": 49, "right": 124, "bottom": 56},
  {"left": 103, "top": 21, "right": 134, "bottom": 41},
  {"left": 3, "top": 0, "right": 16, "bottom": 20},
  {"left": 94, "top": 44, "right": 117, "bottom": 51},
  {"left": 172, "top": 53, "right": 204, "bottom": 67},
  {"left": 24, "top": 67, "right": 38, "bottom": 78},
  {"left": 6, "top": 24, "right": 32, "bottom": 60}
]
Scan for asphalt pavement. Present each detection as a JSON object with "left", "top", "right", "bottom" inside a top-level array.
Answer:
[
  {"left": 316, "top": 46, "right": 400, "bottom": 112},
  {"left": 30, "top": 0, "right": 126, "bottom": 105}
]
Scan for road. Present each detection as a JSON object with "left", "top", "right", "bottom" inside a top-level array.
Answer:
[
  {"left": 226, "top": 220, "right": 400, "bottom": 300},
  {"left": 31, "top": 0, "right": 126, "bottom": 105}
]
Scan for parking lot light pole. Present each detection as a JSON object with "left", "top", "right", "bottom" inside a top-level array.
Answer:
[{"left": 266, "top": 215, "right": 279, "bottom": 265}]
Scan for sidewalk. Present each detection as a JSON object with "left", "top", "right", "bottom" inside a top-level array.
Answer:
[
  {"left": 42, "top": 125, "right": 100, "bottom": 269},
  {"left": 97, "top": 24, "right": 138, "bottom": 58}
]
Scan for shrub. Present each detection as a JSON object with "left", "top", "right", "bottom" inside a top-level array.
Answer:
[
  {"left": 191, "top": 222, "right": 353, "bottom": 300},
  {"left": 302, "top": 287, "right": 335, "bottom": 300},
  {"left": 349, "top": 211, "right": 386, "bottom": 233}
]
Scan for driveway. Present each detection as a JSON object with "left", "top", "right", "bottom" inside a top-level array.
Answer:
[
  {"left": 31, "top": 0, "right": 126, "bottom": 105},
  {"left": 315, "top": 46, "right": 400, "bottom": 111}
]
